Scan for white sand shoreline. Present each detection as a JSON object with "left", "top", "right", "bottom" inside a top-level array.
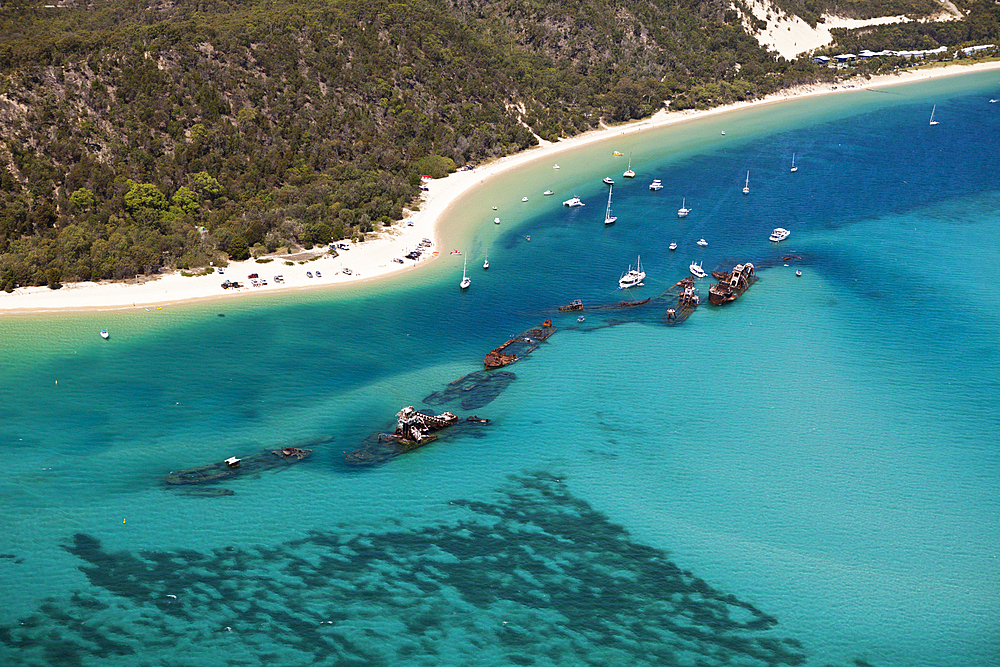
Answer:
[{"left": 3, "top": 60, "right": 999, "bottom": 314}]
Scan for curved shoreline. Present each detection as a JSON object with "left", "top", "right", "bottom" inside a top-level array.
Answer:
[{"left": 3, "top": 60, "right": 998, "bottom": 314}]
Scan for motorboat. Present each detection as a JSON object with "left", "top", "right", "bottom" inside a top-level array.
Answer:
[
  {"left": 543, "top": 190, "right": 554, "bottom": 196},
  {"left": 460, "top": 254, "right": 470, "bottom": 290},
  {"left": 562, "top": 196, "right": 585, "bottom": 207},
  {"left": 603, "top": 177, "right": 614, "bottom": 185},
  {"left": 604, "top": 186, "right": 617, "bottom": 225},
  {"left": 618, "top": 255, "right": 645, "bottom": 289},
  {"left": 796, "top": 270, "right": 802, "bottom": 276},
  {"left": 613, "top": 151, "right": 623, "bottom": 156},
  {"left": 689, "top": 261, "right": 707, "bottom": 278},
  {"left": 553, "top": 164, "right": 560, "bottom": 169},
  {"left": 623, "top": 157, "right": 635, "bottom": 178},
  {"left": 721, "top": 130, "right": 726, "bottom": 135},
  {"left": 494, "top": 217, "right": 500, "bottom": 224},
  {"left": 742, "top": 171, "right": 750, "bottom": 195},
  {"left": 696, "top": 238, "right": 708, "bottom": 246},
  {"left": 769, "top": 227, "right": 790, "bottom": 242},
  {"left": 100, "top": 330, "right": 109, "bottom": 339},
  {"left": 522, "top": 197, "right": 528, "bottom": 202},
  {"left": 669, "top": 242, "right": 677, "bottom": 251},
  {"left": 677, "top": 198, "right": 690, "bottom": 218},
  {"left": 649, "top": 179, "right": 663, "bottom": 191}
]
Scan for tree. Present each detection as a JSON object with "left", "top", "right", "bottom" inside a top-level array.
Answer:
[
  {"left": 172, "top": 186, "right": 200, "bottom": 214},
  {"left": 191, "top": 171, "right": 222, "bottom": 198},
  {"left": 69, "top": 187, "right": 97, "bottom": 212},
  {"left": 124, "top": 180, "right": 167, "bottom": 215},
  {"left": 227, "top": 234, "right": 250, "bottom": 261}
]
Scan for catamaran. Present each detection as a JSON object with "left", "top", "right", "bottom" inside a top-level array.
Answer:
[
  {"left": 460, "top": 254, "right": 470, "bottom": 289},
  {"left": 623, "top": 156, "right": 635, "bottom": 178},
  {"left": 604, "top": 186, "right": 617, "bottom": 225}
]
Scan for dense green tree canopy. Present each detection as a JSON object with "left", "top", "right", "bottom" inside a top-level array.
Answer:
[{"left": 0, "top": 0, "right": 996, "bottom": 288}]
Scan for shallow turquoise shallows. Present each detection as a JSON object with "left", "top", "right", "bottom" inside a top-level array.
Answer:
[{"left": 2, "top": 71, "right": 998, "bottom": 667}]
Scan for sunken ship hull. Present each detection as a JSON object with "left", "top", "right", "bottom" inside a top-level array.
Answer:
[
  {"left": 165, "top": 448, "right": 311, "bottom": 485},
  {"left": 346, "top": 406, "right": 488, "bottom": 465},
  {"left": 708, "top": 262, "right": 756, "bottom": 305},
  {"left": 484, "top": 320, "right": 556, "bottom": 368}
]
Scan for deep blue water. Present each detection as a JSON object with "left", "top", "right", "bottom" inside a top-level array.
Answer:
[{"left": 1, "top": 71, "right": 998, "bottom": 666}]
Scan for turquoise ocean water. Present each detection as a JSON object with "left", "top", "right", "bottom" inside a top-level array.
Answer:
[{"left": 2, "top": 71, "right": 998, "bottom": 666}]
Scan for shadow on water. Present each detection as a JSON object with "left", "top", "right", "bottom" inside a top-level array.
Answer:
[{"left": 0, "top": 473, "right": 878, "bottom": 666}]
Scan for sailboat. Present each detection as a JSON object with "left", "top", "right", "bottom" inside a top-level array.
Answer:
[
  {"left": 460, "top": 254, "right": 470, "bottom": 289},
  {"left": 790, "top": 153, "right": 798, "bottom": 173},
  {"left": 604, "top": 186, "right": 617, "bottom": 225},
  {"left": 618, "top": 256, "right": 645, "bottom": 289},
  {"left": 677, "top": 198, "right": 690, "bottom": 218},
  {"left": 929, "top": 105, "right": 939, "bottom": 126},
  {"left": 623, "top": 156, "right": 635, "bottom": 178},
  {"left": 483, "top": 251, "right": 489, "bottom": 270},
  {"left": 742, "top": 171, "right": 750, "bottom": 195}
]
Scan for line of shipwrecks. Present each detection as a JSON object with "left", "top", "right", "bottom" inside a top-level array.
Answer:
[
  {"left": 557, "top": 261, "right": 757, "bottom": 326},
  {"left": 166, "top": 260, "right": 766, "bottom": 484}
]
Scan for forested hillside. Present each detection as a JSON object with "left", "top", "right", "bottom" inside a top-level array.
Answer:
[{"left": 0, "top": 0, "right": 993, "bottom": 289}]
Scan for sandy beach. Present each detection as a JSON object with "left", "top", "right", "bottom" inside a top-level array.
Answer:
[{"left": 3, "top": 59, "right": 998, "bottom": 314}]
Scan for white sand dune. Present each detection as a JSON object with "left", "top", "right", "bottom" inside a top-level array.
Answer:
[
  {"left": 745, "top": 0, "right": 963, "bottom": 60},
  {"left": 3, "top": 60, "right": 998, "bottom": 313}
]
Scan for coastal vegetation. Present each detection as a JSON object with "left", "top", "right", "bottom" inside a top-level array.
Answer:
[{"left": 0, "top": 0, "right": 996, "bottom": 291}]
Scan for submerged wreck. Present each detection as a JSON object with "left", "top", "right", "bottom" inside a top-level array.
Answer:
[
  {"left": 165, "top": 447, "right": 311, "bottom": 485},
  {"left": 423, "top": 370, "right": 516, "bottom": 410},
  {"left": 557, "top": 297, "right": 650, "bottom": 312},
  {"left": 484, "top": 320, "right": 556, "bottom": 368},
  {"left": 709, "top": 262, "right": 756, "bottom": 305},
  {"left": 346, "top": 406, "right": 486, "bottom": 465}
]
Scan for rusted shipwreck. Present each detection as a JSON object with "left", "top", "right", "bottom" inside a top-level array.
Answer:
[
  {"left": 665, "top": 277, "right": 701, "bottom": 325},
  {"left": 484, "top": 320, "right": 556, "bottom": 368},
  {"left": 557, "top": 297, "right": 650, "bottom": 312},
  {"left": 165, "top": 447, "right": 311, "bottom": 485},
  {"left": 708, "top": 262, "right": 756, "bottom": 305},
  {"left": 346, "top": 406, "right": 487, "bottom": 464}
]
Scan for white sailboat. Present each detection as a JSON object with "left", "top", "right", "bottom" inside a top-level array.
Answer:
[
  {"left": 604, "top": 186, "right": 617, "bottom": 225},
  {"left": 483, "top": 250, "right": 489, "bottom": 270},
  {"left": 790, "top": 153, "right": 798, "bottom": 173},
  {"left": 929, "top": 105, "right": 939, "bottom": 126},
  {"left": 742, "top": 171, "right": 750, "bottom": 195},
  {"left": 623, "top": 156, "right": 635, "bottom": 178},
  {"left": 677, "top": 198, "right": 690, "bottom": 218},
  {"left": 460, "top": 254, "right": 470, "bottom": 289},
  {"left": 618, "top": 256, "right": 645, "bottom": 289}
]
